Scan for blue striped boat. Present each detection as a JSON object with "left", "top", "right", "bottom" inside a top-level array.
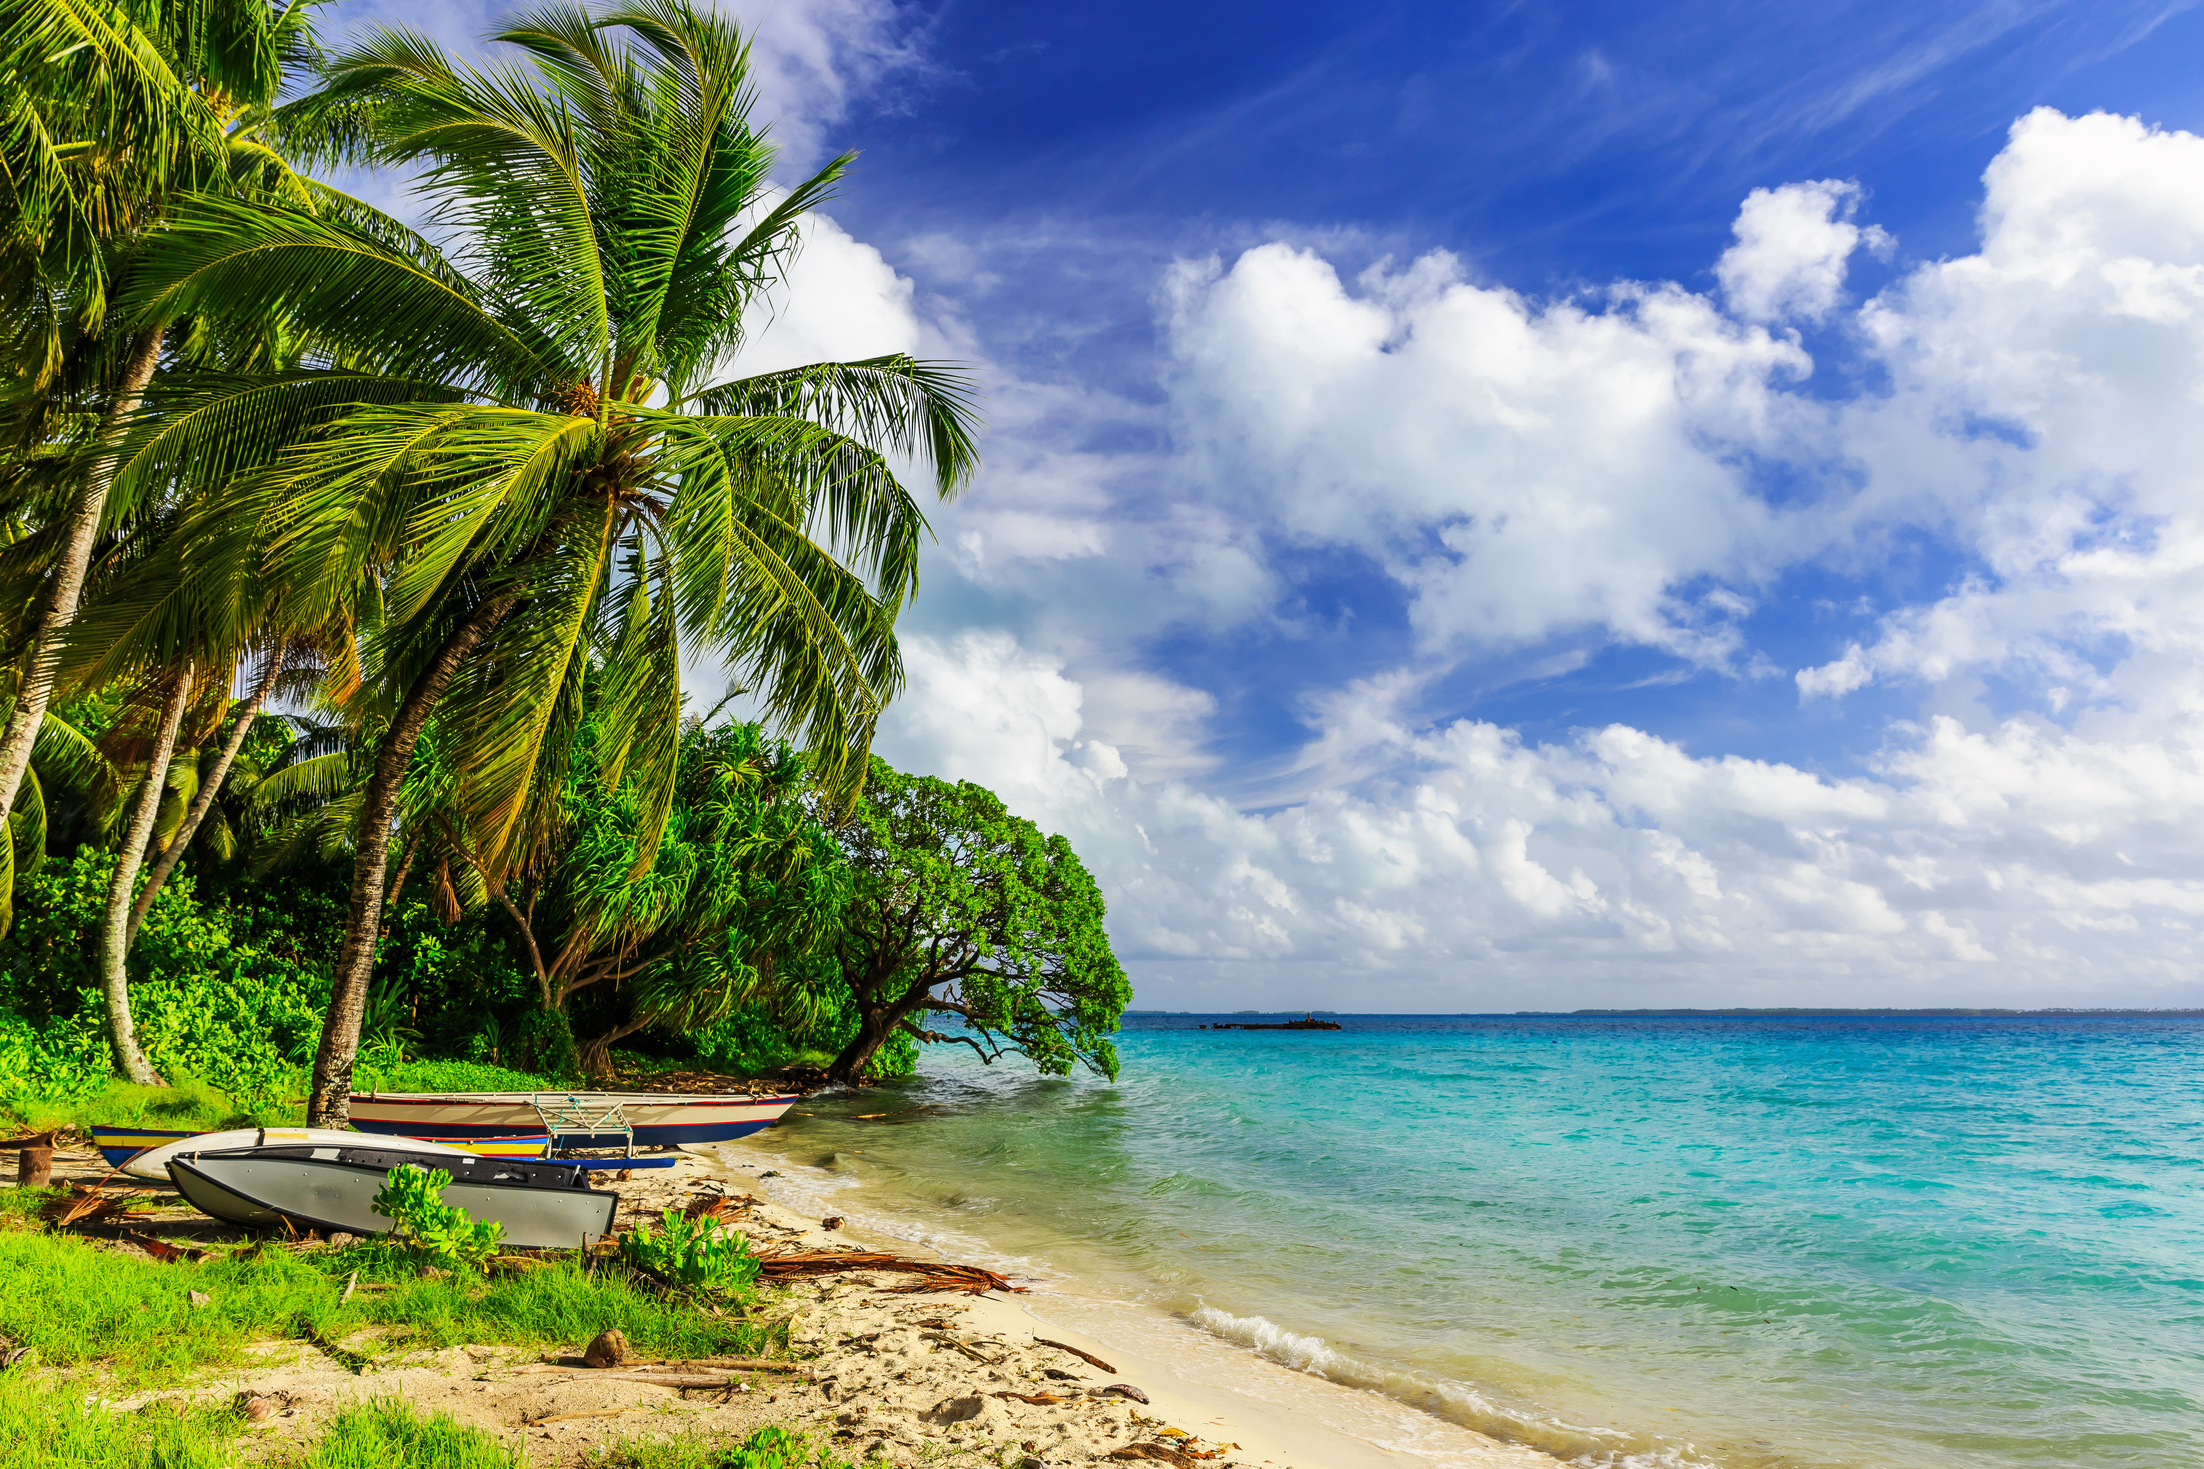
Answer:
[
  {"left": 92, "top": 1124, "right": 549, "bottom": 1168},
  {"left": 91, "top": 1124, "right": 197, "bottom": 1168}
]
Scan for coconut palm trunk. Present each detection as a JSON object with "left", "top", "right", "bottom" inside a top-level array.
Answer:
[
  {"left": 305, "top": 595, "right": 518, "bottom": 1127},
  {"left": 123, "top": 651, "right": 285, "bottom": 947},
  {"left": 0, "top": 326, "right": 164, "bottom": 829},
  {"left": 99, "top": 659, "right": 193, "bottom": 1086}
]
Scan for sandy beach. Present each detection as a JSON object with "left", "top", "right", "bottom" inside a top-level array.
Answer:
[
  {"left": 709, "top": 1137, "right": 1559, "bottom": 1469},
  {"left": 33, "top": 1139, "right": 1552, "bottom": 1469}
]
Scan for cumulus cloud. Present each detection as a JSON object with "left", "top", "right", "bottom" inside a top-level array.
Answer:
[
  {"left": 850, "top": 107, "right": 2204, "bottom": 1009},
  {"left": 1717, "top": 179, "right": 1890, "bottom": 323},
  {"left": 725, "top": 209, "right": 925, "bottom": 375},
  {"left": 711, "top": 103, "right": 2204, "bottom": 1008},
  {"left": 873, "top": 629, "right": 2204, "bottom": 1009},
  {"left": 1161, "top": 245, "right": 1811, "bottom": 660},
  {"left": 1796, "top": 109, "right": 2204, "bottom": 712},
  {"left": 721, "top": 0, "right": 920, "bottom": 169}
]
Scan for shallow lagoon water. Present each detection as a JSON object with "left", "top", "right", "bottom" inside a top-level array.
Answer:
[{"left": 762, "top": 1015, "right": 2204, "bottom": 1469}]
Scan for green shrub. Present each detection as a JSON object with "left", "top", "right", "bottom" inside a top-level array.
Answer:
[
  {"left": 515, "top": 1006, "right": 581, "bottom": 1085},
  {"left": 0, "top": 1008, "right": 109, "bottom": 1111},
  {"left": 0, "top": 850, "right": 325, "bottom": 1104},
  {"left": 618, "top": 1208, "right": 759, "bottom": 1296},
  {"left": 369, "top": 1164, "right": 503, "bottom": 1274}
]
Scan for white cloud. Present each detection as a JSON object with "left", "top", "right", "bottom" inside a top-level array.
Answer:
[
  {"left": 1161, "top": 245, "right": 1811, "bottom": 660},
  {"left": 1716, "top": 180, "right": 1890, "bottom": 323},
  {"left": 878, "top": 630, "right": 2204, "bottom": 1009},
  {"left": 718, "top": 0, "right": 919, "bottom": 170},
  {"left": 854, "top": 107, "right": 2204, "bottom": 1009},
  {"left": 725, "top": 209, "right": 924, "bottom": 376},
  {"left": 1798, "top": 109, "right": 2204, "bottom": 711}
]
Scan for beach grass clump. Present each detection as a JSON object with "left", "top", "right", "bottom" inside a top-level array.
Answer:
[
  {"left": 300, "top": 1398, "right": 524, "bottom": 1469},
  {"left": 352, "top": 1059, "right": 558, "bottom": 1096},
  {"left": 0, "top": 1375, "right": 242, "bottom": 1469},
  {"left": 0, "top": 1383, "right": 530, "bottom": 1469},
  {"left": 0, "top": 1230, "right": 778, "bottom": 1387},
  {"left": 615, "top": 1424, "right": 847, "bottom": 1469}
]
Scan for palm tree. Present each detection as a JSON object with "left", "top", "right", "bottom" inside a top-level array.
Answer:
[
  {"left": 119, "top": 0, "right": 979, "bottom": 1124},
  {"left": 0, "top": 0, "right": 331, "bottom": 840}
]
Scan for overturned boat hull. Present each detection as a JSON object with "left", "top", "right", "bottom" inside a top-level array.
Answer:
[{"left": 167, "top": 1144, "right": 617, "bottom": 1249}]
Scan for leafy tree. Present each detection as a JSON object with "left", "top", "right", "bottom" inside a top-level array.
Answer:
[
  {"left": 117, "top": 0, "right": 979, "bottom": 1123},
  {"left": 821, "top": 759, "right": 1129, "bottom": 1086}
]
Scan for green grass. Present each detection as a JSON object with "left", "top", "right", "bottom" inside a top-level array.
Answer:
[
  {"left": 0, "top": 1375, "right": 242, "bottom": 1469},
  {"left": 355, "top": 1059, "right": 559, "bottom": 1095},
  {"left": 615, "top": 1425, "right": 850, "bottom": 1469},
  {"left": 0, "top": 1382, "right": 532, "bottom": 1469},
  {"left": 0, "top": 1229, "right": 781, "bottom": 1387},
  {"left": 302, "top": 1399, "right": 524, "bottom": 1469},
  {"left": 0, "top": 1059, "right": 563, "bottom": 1140},
  {"left": 5, "top": 1076, "right": 295, "bottom": 1136}
]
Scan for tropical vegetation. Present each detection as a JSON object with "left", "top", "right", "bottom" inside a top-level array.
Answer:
[{"left": 0, "top": 0, "right": 1130, "bottom": 1124}]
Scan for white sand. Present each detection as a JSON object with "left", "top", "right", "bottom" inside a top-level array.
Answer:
[
  {"left": 48, "top": 1140, "right": 1554, "bottom": 1468},
  {"left": 706, "top": 1140, "right": 1559, "bottom": 1469}
]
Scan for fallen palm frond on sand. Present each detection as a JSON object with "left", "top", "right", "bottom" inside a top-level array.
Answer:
[{"left": 752, "top": 1248, "right": 1026, "bottom": 1295}]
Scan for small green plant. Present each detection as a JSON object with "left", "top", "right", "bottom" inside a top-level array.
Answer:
[
  {"left": 617, "top": 1425, "right": 827, "bottom": 1469},
  {"left": 618, "top": 1209, "right": 759, "bottom": 1296},
  {"left": 303, "top": 1398, "right": 523, "bottom": 1469},
  {"left": 369, "top": 1165, "right": 502, "bottom": 1274}
]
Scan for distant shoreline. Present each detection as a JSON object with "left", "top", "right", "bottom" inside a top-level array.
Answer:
[{"left": 1123, "top": 1007, "right": 2204, "bottom": 1018}]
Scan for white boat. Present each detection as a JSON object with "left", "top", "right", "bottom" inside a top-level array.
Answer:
[
  {"left": 166, "top": 1140, "right": 617, "bottom": 1249},
  {"left": 120, "top": 1127, "right": 478, "bottom": 1182},
  {"left": 347, "top": 1090, "right": 800, "bottom": 1149}
]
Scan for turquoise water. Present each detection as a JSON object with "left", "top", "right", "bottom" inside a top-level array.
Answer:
[{"left": 769, "top": 1016, "right": 2204, "bottom": 1469}]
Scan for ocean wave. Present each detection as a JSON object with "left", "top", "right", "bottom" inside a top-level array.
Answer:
[
  {"left": 1188, "top": 1305, "right": 1346, "bottom": 1376},
  {"left": 1187, "top": 1306, "right": 1720, "bottom": 1469}
]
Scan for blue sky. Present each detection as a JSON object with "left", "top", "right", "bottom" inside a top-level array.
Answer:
[
  {"left": 347, "top": 0, "right": 2204, "bottom": 1009},
  {"left": 803, "top": 0, "right": 2200, "bottom": 776}
]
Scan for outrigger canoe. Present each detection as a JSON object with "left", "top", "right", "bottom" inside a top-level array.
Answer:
[
  {"left": 347, "top": 1090, "right": 800, "bottom": 1149},
  {"left": 120, "top": 1128, "right": 480, "bottom": 1182},
  {"left": 92, "top": 1125, "right": 197, "bottom": 1169},
  {"left": 95, "top": 1125, "right": 547, "bottom": 1172},
  {"left": 167, "top": 1141, "right": 616, "bottom": 1249}
]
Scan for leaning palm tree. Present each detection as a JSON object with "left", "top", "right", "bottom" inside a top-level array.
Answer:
[
  {"left": 0, "top": 0, "right": 332, "bottom": 840},
  {"left": 117, "top": 0, "right": 979, "bottom": 1124}
]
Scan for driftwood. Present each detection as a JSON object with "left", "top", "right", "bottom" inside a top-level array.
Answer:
[
  {"left": 533, "top": 1356, "right": 805, "bottom": 1374},
  {"left": 127, "top": 1232, "right": 209, "bottom": 1264},
  {"left": 530, "top": 1370, "right": 784, "bottom": 1389},
  {"left": 754, "top": 1249, "right": 1024, "bottom": 1295},
  {"left": 994, "top": 1390, "right": 1075, "bottom": 1405},
  {"left": 527, "top": 1409, "right": 633, "bottom": 1425},
  {"left": 1034, "top": 1337, "right": 1116, "bottom": 1373}
]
